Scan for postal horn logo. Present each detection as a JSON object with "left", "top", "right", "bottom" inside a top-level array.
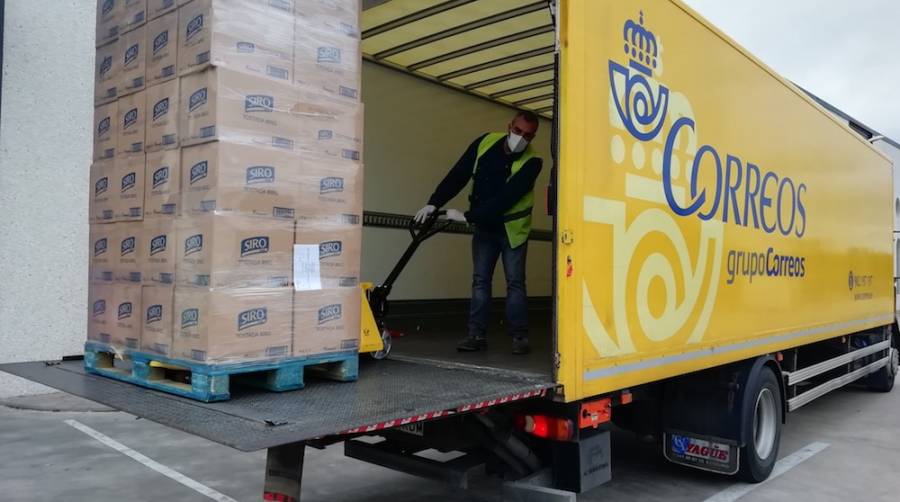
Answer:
[
  {"left": 238, "top": 307, "right": 268, "bottom": 331},
  {"left": 580, "top": 10, "right": 725, "bottom": 359}
]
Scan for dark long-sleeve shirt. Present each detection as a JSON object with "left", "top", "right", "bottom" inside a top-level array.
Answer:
[{"left": 427, "top": 133, "right": 543, "bottom": 233}]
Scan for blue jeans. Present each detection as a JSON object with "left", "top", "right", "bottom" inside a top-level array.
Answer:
[{"left": 468, "top": 230, "right": 528, "bottom": 341}]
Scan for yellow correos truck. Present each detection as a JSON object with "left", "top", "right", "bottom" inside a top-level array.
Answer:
[{"left": 4, "top": 0, "right": 897, "bottom": 498}]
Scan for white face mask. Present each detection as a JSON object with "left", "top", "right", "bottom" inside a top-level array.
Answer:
[{"left": 507, "top": 132, "right": 528, "bottom": 153}]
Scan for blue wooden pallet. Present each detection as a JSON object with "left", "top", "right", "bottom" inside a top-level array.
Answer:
[{"left": 83, "top": 342, "right": 358, "bottom": 402}]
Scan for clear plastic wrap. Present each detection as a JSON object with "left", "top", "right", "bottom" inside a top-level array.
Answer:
[
  {"left": 293, "top": 19, "right": 361, "bottom": 102},
  {"left": 95, "top": 39, "right": 120, "bottom": 105},
  {"left": 142, "top": 217, "right": 176, "bottom": 284},
  {"left": 293, "top": 287, "right": 360, "bottom": 356},
  {"left": 146, "top": 79, "right": 179, "bottom": 151},
  {"left": 115, "top": 154, "right": 146, "bottom": 221},
  {"left": 114, "top": 222, "right": 143, "bottom": 283},
  {"left": 87, "top": 283, "right": 114, "bottom": 343},
  {"left": 119, "top": 23, "right": 147, "bottom": 95},
  {"left": 112, "top": 283, "right": 143, "bottom": 349},
  {"left": 173, "top": 286, "right": 294, "bottom": 363},
  {"left": 117, "top": 90, "right": 146, "bottom": 155},
  {"left": 90, "top": 159, "right": 116, "bottom": 223},
  {"left": 96, "top": 0, "right": 122, "bottom": 48},
  {"left": 147, "top": 11, "right": 178, "bottom": 86},
  {"left": 90, "top": 223, "right": 117, "bottom": 282},
  {"left": 145, "top": 149, "right": 181, "bottom": 217},
  {"left": 94, "top": 101, "right": 118, "bottom": 160},
  {"left": 294, "top": 213, "right": 361, "bottom": 289},
  {"left": 120, "top": 0, "right": 148, "bottom": 34},
  {"left": 141, "top": 284, "right": 175, "bottom": 356},
  {"left": 148, "top": 0, "right": 177, "bottom": 21}
]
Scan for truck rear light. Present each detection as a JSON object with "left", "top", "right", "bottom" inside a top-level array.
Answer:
[{"left": 515, "top": 414, "right": 574, "bottom": 441}]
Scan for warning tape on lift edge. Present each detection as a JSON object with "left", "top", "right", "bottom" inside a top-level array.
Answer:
[{"left": 339, "top": 388, "right": 548, "bottom": 435}]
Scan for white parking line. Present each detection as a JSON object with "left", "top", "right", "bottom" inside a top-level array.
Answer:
[
  {"left": 64, "top": 419, "right": 240, "bottom": 502},
  {"left": 702, "top": 442, "right": 829, "bottom": 502}
]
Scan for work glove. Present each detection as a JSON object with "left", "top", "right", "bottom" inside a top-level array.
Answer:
[
  {"left": 414, "top": 204, "right": 436, "bottom": 224},
  {"left": 445, "top": 209, "right": 468, "bottom": 223}
]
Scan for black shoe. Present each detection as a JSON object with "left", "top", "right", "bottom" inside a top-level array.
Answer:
[
  {"left": 457, "top": 336, "right": 487, "bottom": 352},
  {"left": 511, "top": 338, "right": 531, "bottom": 355}
]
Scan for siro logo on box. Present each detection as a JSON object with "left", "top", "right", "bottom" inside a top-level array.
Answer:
[
  {"left": 153, "top": 98, "right": 169, "bottom": 122},
  {"left": 318, "top": 130, "right": 334, "bottom": 140},
  {"left": 152, "top": 166, "right": 169, "bottom": 188},
  {"left": 184, "top": 234, "right": 203, "bottom": 256},
  {"left": 189, "top": 88, "right": 208, "bottom": 112},
  {"left": 98, "top": 117, "right": 111, "bottom": 137},
  {"left": 320, "top": 177, "right": 344, "bottom": 194},
  {"left": 245, "top": 95, "right": 274, "bottom": 112},
  {"left": 246, "top": 166, "right": 275, "bottom": 185},
  {"left": 236, "top": 42, "right": 256, "bottom": 53},
  {"left": 102, "top": 0, "right": 114, "bottom": 17},
  {"left": 94, "top": 238, "right": 108, "bottom": 257},
  {"left": 153, "top": 30, "right": 169, "bottom": 55},
  {"left": 319, "top": 241, "right": 342, "bottom": 259},
  {"left": 95, "top": 177, "right": 109, "bottom": 196},
  {"left": 124, "top": 108, "right": 139, "bottom": 129},
  {"left": 118, "top": 302, "right": 133, "bottom": 320},
  {"left": 121, "top": 236, "right": 136, "bottom": 256},
  {"left": 150, "top": 234, "right": 167, "bottom": 255},
  {"left": 100, "top": 56, "right": 113, "bottom": 77},
  {"left": 125, "top": 43, "right": 140, "bottom": 66},
  {"left": 181, "top": 308, "right": 199, "bottom": 328},
  {"left": 93, "top": 299, "right": 106, "bottom": 317},
  {"left": 121, "top": 172, "right": 136, "bottom": 192},
  {"left": 186, "top": 14, "right": 204, "bottom": 41},
  {"left": 146, "top": 304, "right": 163, "bottom": 324},
  {"left": 317, "top": 46, "right": 341, "bottom": 64},
  {"left": 237, "top": 307, "right": 268, "bottom": 331},
  {"left": 190, "top": 161, "right": 208, "bottom": 185},
  {"left": 318, "top": 304, "right": 342, "bottom": 324},
  {"left": 240, "top": 236, "right": 269, "bottom": 257}
]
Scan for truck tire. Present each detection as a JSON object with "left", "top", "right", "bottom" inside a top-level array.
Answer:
[
  {"left": 738, "top": 366, "right": 782, "bottom": 483},
  {"left": 867, "top": 345, "right": 898, "bottom": 393}
]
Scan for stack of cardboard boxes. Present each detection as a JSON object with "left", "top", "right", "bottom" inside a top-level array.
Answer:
[{"left": 88, "top": 0, "right": 363, "bottom": 367}]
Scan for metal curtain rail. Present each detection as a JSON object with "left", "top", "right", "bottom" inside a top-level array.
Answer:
[{"left": 362, "top": 211, "right": 554, "bottom": 242}]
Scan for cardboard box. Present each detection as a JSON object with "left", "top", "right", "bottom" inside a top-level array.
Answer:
[
  {"left": 179, "top": 68, "right": 300, "bottom": 148},
  {"left": 120, "top": 0, "right": 147, "bottom": 34},
  {"left": 148, "top": 0, "right": 177, "bottom": 20},
  {"left": 145, "top": 79, "right": 179, "bottom": 151},
  {"left": 145, "top": 149, "right": 180, "bottom": 217},
  {"left": 119, "top": 24, "right": 147, "bottom": 95},
  {"left": 90, "top": 223, "right": 118, "bottom": 282},
  {"left": 294, "top": 158, "right": 362, "bottom": 217},
  {"left": 178, "top": 0, "right": 294, "bottom": 82},
  {"left": 115, "top": 154, "right": 146, "bottom": 221},
  {"left": 142, "top": 217, "right": 176, "bottom": 284},
  {"left": 181, "top": 141, "right": 298, "bottom": 218},
  {"left": 294, "top": 0, "right": 359, "bottom": 37},
  {"left": 173, "top": 286, "right": 293, "bottom": 364},
  {"left": 112, "top": 283, "right": 143, "bottom": 349},
  {"left": 88, "top": 283, "right": 115, "bottom": 344},
  {"left": 294, "top": 216, "right": 361, "bottom": 289},
  {"left": 141, "top": 284, "right": 174, "bottom": 356},
  {"left": 95, "top": 40, "right": 120, "bottom": 104},
  {"left": 118, "top": 90, "right": 146, "bottom": 155},
  {"left": 90, "top": 159, "right": 116, "bottom": 223},
  {"left": 293, "top": 288, "right": 359, "bottom": 357},
  {"left": 147, "top": 11, "right": 178, "bottom": 85},
  {"left": 94, "top": 101, "right": 118, "bottom": 160},
  {"left": 175, "top": 214, "right": 294, "bottom": 288},
  {"left": 293, "top": 26, "right": 360, "bottom": 102},
  {"left": 115, "top": 222, "right": 143, "bottom": 282},
  {"left": 96, "top": 0, "right": 122, "bottom": 47},
  {"left": 294, "top": 95, "right": 362, "bottom": 162}
]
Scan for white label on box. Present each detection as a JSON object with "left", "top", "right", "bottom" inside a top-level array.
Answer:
[{"left": 293, "top": 244, "right": 322, "bottom": 291}]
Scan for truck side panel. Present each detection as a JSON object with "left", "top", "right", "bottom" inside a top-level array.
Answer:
[{"left": 557, "top": 0, "right": 893, "bottom": 401}]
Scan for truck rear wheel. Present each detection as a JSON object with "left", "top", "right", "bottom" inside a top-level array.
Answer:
[
  {"left": 738, "top": 366, "right": 782, "bottom": 483},
  {"left": 867, "top": 344, "right": 898, "bottom": 392}
]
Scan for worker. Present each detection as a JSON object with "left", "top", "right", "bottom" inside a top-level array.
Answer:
[{"left": 414, "top": 111, "right": 543, "bottom": 355}]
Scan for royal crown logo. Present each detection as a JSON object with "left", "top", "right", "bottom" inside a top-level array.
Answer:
[
  {"left": 153, "top": 30, "right": 169, "bottom": 55},
  {"left": 146, "top": 304, "right": 163, "bottom": 324},
  {"left": 318, "top": 304, "right": 342, "bottom": 324},
  {"left": 189, "top": 87, "right": 208, "bottom": 112},
  {"left": 246, "top": 166, "right": 275, "bottom": 185},
  {"left": 238, "top": 307, "right": 268, "bottom": 331},
  {"left": 153, "top": 98, "right": 169, "bottom": 122},
  {"left": 319, "top": 241, "right": 342, "bottom": 259},
  {"left": 320, "top": 177, "right": 344, "bottom": 194},
  {"left": 240, "top": 236, "right": 269, "bottom": 257},
  {"left": 245, "top": 95, "right": 274, "bottom": 113},
  {"left": 184, "top": 234, "right": 203, "bottom": 256},
  {"left": 181, "top": 308, "right": 199, "bottom": 329},
  {"left": 152, "top": 166, "right": 169, "bottom": 188}
]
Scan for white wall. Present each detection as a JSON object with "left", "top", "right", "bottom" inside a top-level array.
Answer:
[
  {"left": 360, "top": 61, "right": 554, "bottom": 300},
  {"left": 0, "top": 0, "right": 94, "bottom": 397}
]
